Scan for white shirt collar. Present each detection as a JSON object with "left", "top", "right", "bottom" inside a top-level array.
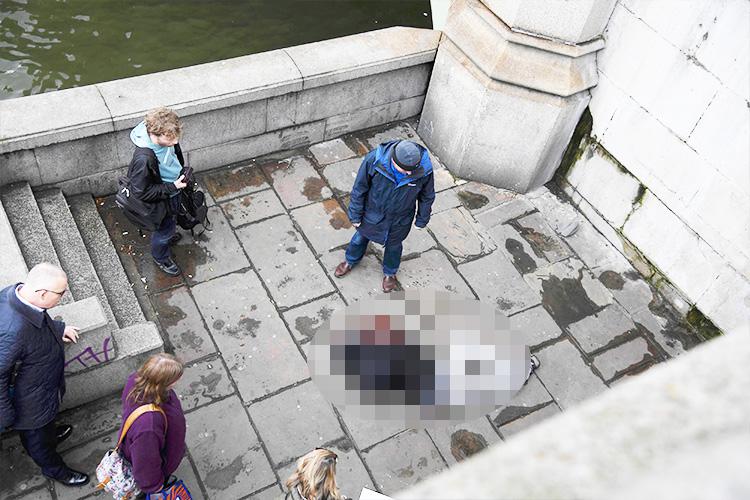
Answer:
[{"left": 15, "top": 284, "right": 45, "bottom": 312}]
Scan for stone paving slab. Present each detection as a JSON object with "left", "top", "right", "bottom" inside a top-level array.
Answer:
[
  {"left": 431, "top": 160, "right": 459, "bottom": 193},
  {"left": 0, "top": 435, "right": 47, "bottom": 498},
  {"left": 358, "top": 122, "right": 419, "bottom": 150},
  {"left": 176, "top": 357, "right": 236, "bottom": 412},
  {"left": 263, "top": 156, "right": 332, "bottom": 209},
  {"left": 200, "top": 163, "right": 269, "bottom": 203},
  {"left": 425, "top": 416, "right": 500, "bottom": 466},
  {"left": 276, "top": 438, "right": 375, "bottom": 499},
  {"left": 632, "top": 307, "right": 696, "bottom": 358},
  {"left": 534, "top": 340, "right": 607, "bottom": 410},
  {"left": 292, "top": 199, "right": 353, "bottom": 254},
  {"left": 428, "top": 207, "right": 496, "bottom": 264},
  {"left": 593, "top": 337, "right": 654, "bottom": 381},
  {"left": 511, "top": 211, "right": 572, "bottom": 264},
  {"left": 339, "top": 410, "right": 407, "bottom": 451},
  {"left": 236, "top": 215, "right": 335, "bottom": 309},
  {"left": 458, "top": 250, "right": 540, "bottom": 315},
  {"left": 508, "top": 305, "right": 564, "bottom": 348},
  {"left": 320, "top": 250, "right": 386, "bottom": 303},
  {"left": 454, "top": 181, "right": 517, "bottom": 215},
  {"left": 396, "top": 249, "right": 475, "bottom": 299},
  {"left": 191, "top": 269, "right": 309, "bottom": 402},
  {"left": 309, "top": 138, "right": 358, "bottom": 166},
  {"left": 498, "top": 403, "right": 561, "bottom": 439},
  {"left": 174, "top": 457, "right": 206, "bottom": 500},
  {"left": 282, "top": 293, "right": 346, "bottom": 345},
  {"left": 524, "top": 258, "right": 614, "bottom": 326},
  {"left": 153, "top": 286, "right": 217, "bottom": 364},
  {"left": 186, "top": 396, "right": 275, "bottom": 498},
  {"left": 172, "top": 206, "right": 251, "bottom": 286},
  {"left": 488, "top": 374, "right": 554, "bottom": 428},
  {"left": 371, "top": 227, "right": 436, "bottom": 261},
  {"left": 247, "top": 382, "right": 344, "bottom": 467},
  {"left": 57, "top": 393, "right": 122, "bottom": 452},
  {"left": 55, "top": 431, "right": 119, "bottom": 500},
  {"left": 220, "top": 189, "right": 285, "bottom": 228},
  {"left": 474, "top": 197, "right": 536, "bottom": 228},
  {"left": 14, "top": 486, "right": 52, "bottom": 500},
  {"left": 362, "top": 429, "right": 446, "bottom": 495},
  {"left": 567, "top": 303, "right": 638, "bottom": 354},
  {"left": 430, "top": 188, "right": 463, "bottom": 214},
  {"left": 595, "top": 265, "right": 656, "bottom": 316},
  {"left": 321, "top": 157, "right": 361, "bottom": 195},
  {"left": 250, "top": 484, "right": 284, "bottom": 500},
  {"left": 489, "top": 222, "right": 547, "bottom": 275}
]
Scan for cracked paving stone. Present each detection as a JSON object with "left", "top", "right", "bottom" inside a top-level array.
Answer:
[
  {"left": 236, "top": 215, "right": 334, "bottom": 309},
  {"left": 176, "top": 357, "right": 235, "bottom": 411},
  {"left": 309, "top": 138, "right": 358, "bottom": 166},
  {"left": 511, "top": 211, "right": 571, "bottom": 263},
  {"left": 508, "top": 305, "right": 564, "bottom": 348},
  {"left": 455, "top": 181, "right": 517, "bottom": 214},
  {"left": 292, "top": 199, "right": 353, "bottom": 254},
  {"left": 475, "top": 197, "right": 536, "bottom": 228},
  {"left": 488, "top": 374, "right": 553, "bottom": 428},
  {"left": 425, "top": 416, "right": 500, "bottom": 466},
  {"left": 248, "top": 382, "right": 345, "bottom": 467},
  {"left": 276, "top": 437, "right": 374, "bottom": 498},
  {"left": 153, "top": 285, "right": 217, "bottom": 364},
  {"left": 498, "top": 403, "right": 561, "bottom": 439},
  {"left": 186, "top": 396, "right": 275, "bottom": 498},
  {"left": 221, "top": 189, "right": 285, "bottom": 228},
  {"left": 363, "top": 429, "right": 446, "bottom": 495},
  {"left": 567, "top": 303, "right": 638, "bottom": 354},
  {"left": 534, "top": 340, "right": 607, "bottom": 410},
  {"left": 428, "top": 207, "right": 496, "bottom": 264},
  {"left": 397, "top": 249, "right": 475, "bottom": 298},
  {"left": 201, "top": 163, "right": 269, "bottom": 202},
  {"left": 282, "top": 294, "right": 346, "bottom": 344},
  {"left": 593, "top": 337, "right": 654, "bottom": 381},
  {"left": 191, "top": 269, "right": 309, "bottom": 401},
  {"left": 458, "top": 250, "right": 540, "bottom": 315},
  {"left": 263, "top": 156, "right": 332, "bottom": 209}
]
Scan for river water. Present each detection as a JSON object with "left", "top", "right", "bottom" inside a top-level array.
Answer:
[{"left": 0, "top": 0, "right": 432, "bottom": 100}]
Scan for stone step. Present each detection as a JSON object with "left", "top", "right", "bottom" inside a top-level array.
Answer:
[
  {"left": 67, "top": 194, "right": 145, "bottom": 328},
  {"left": 47, "top": 295, "right": 117, "bottom": 375},
  {"left": 61, "top": 321, "right": 164, "bottom": 410},
  {"left": 0, "top": 182, "right": 72, "bottom": 304},
  {"left": 35, "top": 188, "right": 116, "bottom": 324},
  {"left": 0, "top": 197, "right": 27, "bottom": 288}
]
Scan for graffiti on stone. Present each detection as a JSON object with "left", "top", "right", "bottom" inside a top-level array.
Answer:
[{"left": 65, "top": 336, "right": 114, "bottom": 372}]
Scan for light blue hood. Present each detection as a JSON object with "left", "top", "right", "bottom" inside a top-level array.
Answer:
[{"left": 129, "top": 121, "right": 182, "bottom": 184}]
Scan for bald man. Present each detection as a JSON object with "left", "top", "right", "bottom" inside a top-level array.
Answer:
[{"left": 0, "top": 263, "right": 89, "bottom": 486}]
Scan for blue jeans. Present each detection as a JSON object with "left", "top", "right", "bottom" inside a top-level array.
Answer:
[
  {"left": 151, "top": 195, "right": 180, "bottom": 263},
  {"left": 345, "top": 231, "right": 403, "bottom": 276}
]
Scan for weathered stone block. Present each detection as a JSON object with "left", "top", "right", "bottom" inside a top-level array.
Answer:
[
  {"left": 488, "top": 374, "right": 553, "bottom": 427},
  {"left": 292, "top": 199, "right": 353, "bottom": 254},
  {"left": 180, "top": 99, "right": 267, "bottom": 151},
  {"left": 153, "top": 286, "right": 217, "bottom": 364},
  {"left": 0, "top": 199, "right": 27, "bottom": 288},
  {"left": 425, "top": 416, "right": 501, "bottom": 466},
  {"left": 201, "top": 163, "right": 269, "bottom": 202},
  {"left": 339, "top": 411, "right": 407, "bottom": 451},
  {"left": 263, "top": 155, "right": 332, "bottom": 209},
  {"left": 0, "top": 148, "right": 41, "bottom": 186},
  {"left": 282, "top": 293, "right": 346, "bottom": 345},
  {"left": 35, "top": 133, "right": 120, "bottom": 185},
  {"left": 323, "top": 96, "right": 425, "bottom": 141},
  {"left": 309, "top": 138, "right": 358, "bottom": 166},
  {"left": 428, "top": 207, "right": 496, "bottom": 264},
  {"left": 175, "top": 356, "right": 236, "bottom": 412},
  {"left": 593, "top": 337, "right": 653, "bottom": 381},
  {"left": 508, "top": 305, "right": 564, "bottom": 348},
  {"left": 221, "top": 189, "right": 285, "bottom": 228},
  {"left": 567, "top": 303, "right": 637, "bottom": 353},
  {"left": 321, "top": 157, "right": 362, "bottom": 195},
  {"left": 397, "top": 249, "right": 475, "bottom": 298},
  {"left": 534, "top": 340, "right": 607, "bottom": 409},
  {"left": 319, "top": 250, "right": 385, "bottom": 304},
  {"left": 498, "top": 403, "right": 561, "bottom": 439}
]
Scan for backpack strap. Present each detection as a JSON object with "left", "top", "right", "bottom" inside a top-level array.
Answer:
[{"left": 115, "top": 404, "right": 167, "bottom": 451}]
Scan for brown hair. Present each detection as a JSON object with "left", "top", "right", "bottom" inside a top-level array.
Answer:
[
  {"left": 127, "top": 353, "right": 184, "bottom": 406},
  {"left": 285, "top": 448, "right": 342, "bottom": 500},
  {"left": 144, "top": 107, "right": 182, "bottom": 140}
]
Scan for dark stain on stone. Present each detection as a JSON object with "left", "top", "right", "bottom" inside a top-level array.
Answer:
[
  {"left": 155, "top": 293, "right": 188, "bottom": 328},
  {"left": 286, "top": 230, "right": 299, "bottom": 242},
  {"left": 493, "top": 402, "right": 548, "bottom": 427},
  {"left": 240, "top": 196, "right": 253, "bottom": 207},
  {"left": 515, "top": 224, "right": 561, "bottom": 259},
  {"left": 598, "top": 270, "right": 626, "bottom": 291},
  {"left": 171, "top": 240, "right": 210, "bottom": 283},
  {"left": 323, "top": 198, "right": 351, "bottom": 230},
  {"left": 294, "top": 306, "right": 334, "bottom": 339},
  {"left": 179, "top": 329, "right": 203, "bottom": 349},
  {"left": 505, "top": 238, "right": 537, "bottom": 274},
  {"left": 396, "top": 465, "right": 415, "bottom": 478},
  {"left": 223, "top": 317, "right": 261, "bottom": 338},
  {"left": 203, "top": 165, "right": 265, "bottom": 200},
  {"left": 188, "top": 371, "right": 222, "bottom": 395},
  {"left": 279, "top": 275, "right": 294, "bottom": 287},
  {"left": 204, "top": 455, "right": 245, "bottom": 490},
  {"left": 285, "top": 246, "right": 298, "bottom": 254},
  {"left": 645, "top": 292, "right": 703, "bottom": 351},
  {"left": 416, "top": 456, "right": 428, "bottom": 468},
  {"left": 302, "top": 176, "right": 327, "bottom": 201},
  {"left": 624, "top": 269, "right": 641, "bottom": 281},
  {"left": 457, "top": 190, "right": 489, "bottom": 210},
  {"left": 495, "top": 298, "right": 514, "bottom": 311},
  {"left": 540, "top": 274, "right": 600, "bottom": 326},
  {"left": 213, "top": 319, "right": 225, "bottom": 330},
  {"left": 450, "top": 429, "right": 489, "bottom": 462}
]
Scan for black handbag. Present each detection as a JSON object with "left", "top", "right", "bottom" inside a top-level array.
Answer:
[
  {"left": 115, "top": 175, "right": 165, "bottom": 232},
  {"left": 175, "top": 180, "right": 211, "bottom": 235}
]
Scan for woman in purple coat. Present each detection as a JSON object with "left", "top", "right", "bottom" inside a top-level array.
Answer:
[{"left": 120, "top": 353, "right": 186, "bottom": 495}]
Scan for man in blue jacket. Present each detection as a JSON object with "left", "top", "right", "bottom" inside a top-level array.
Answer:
[
  {"left": 0, "top": 263, "right": 89, "bottom": 486},
  {"left": 335, "top": 140, "right": 436, "bottom": 292}
]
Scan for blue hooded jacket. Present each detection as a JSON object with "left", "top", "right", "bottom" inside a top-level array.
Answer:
[{"left": 347, "top": 140, "right": 436, "bottom": 246}]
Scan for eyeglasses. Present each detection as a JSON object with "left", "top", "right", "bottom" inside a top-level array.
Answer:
[{"left": 35, "top": 288, "right": 67, "bottom": 297}]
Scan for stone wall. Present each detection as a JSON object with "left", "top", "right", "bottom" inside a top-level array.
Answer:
[
  {"left": 558, "top": 0, "right": 749, "bottom": 334},
  {"left": 0, "top": 27, "right": 439, "bottom": 196}
]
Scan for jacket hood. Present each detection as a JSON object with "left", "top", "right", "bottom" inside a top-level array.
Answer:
[
  {"left": 375, "top": 140, "right": 433, "bottom": 177},
  {"left": 130, "top": 121, "right": 156, "bottom": 149}
]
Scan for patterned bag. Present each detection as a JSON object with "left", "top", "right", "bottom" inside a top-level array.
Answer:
[
  {"left": 147, "top": 478, "right": 192, "bottom": 500},
  {"left": 96, "top": 404, "right": 167, "bottom": 500}
]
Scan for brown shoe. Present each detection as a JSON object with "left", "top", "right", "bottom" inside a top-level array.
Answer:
[
  {"left": 334, "top": 262, "right": 352, "bottom": 278},
  {"left": 382, "top": 275, "right": 397, "bottom": 293}
]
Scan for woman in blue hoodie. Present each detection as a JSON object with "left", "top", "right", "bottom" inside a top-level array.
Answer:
[{"left": 128, "top": 107, "right": 188, "bottom": 276}]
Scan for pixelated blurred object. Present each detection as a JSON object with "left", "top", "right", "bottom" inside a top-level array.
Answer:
[{"left": 308, "top": 290, "right": 531, "bottom": 426}]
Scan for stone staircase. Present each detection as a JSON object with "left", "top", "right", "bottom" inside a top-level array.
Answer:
[{"left": 0, "top": 182, "right": 163, "bottom": 410}]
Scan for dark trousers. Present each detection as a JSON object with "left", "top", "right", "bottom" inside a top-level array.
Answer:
[
  {"left": 345, "top": 230, "right": 403, "bottom": 276},
  {"left": 19, "top": 420, "right": 67, "bottom": 478},
  {"left": 151, "top": 196, "right": 180, "bottom": 263}
]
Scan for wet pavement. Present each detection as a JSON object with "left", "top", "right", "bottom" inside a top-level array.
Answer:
[{"left": 1, "top": 119, "right": 704, "bottom": 499}]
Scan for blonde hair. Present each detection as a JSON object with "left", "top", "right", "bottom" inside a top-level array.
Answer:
[
  {"left": 144, "top": 107, "right": 182, "bottom": 140},
  {"left": 285, "top": 448, "right": 342, "bottom": 500},
  {"left": 127, "top": 353, "right": 184, "bottom": 406}
]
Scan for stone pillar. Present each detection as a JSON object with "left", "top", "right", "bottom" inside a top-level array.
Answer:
[{"left": 419, "top": 0, "right": 616, "bottom": 193}]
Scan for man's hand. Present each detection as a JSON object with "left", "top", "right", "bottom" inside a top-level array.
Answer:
[
  {"left": 62, "top": 326, "right": 80, "bottom": 343},
  {"left": 173, "top": 175, "right": 187, "bottom": 189}
]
